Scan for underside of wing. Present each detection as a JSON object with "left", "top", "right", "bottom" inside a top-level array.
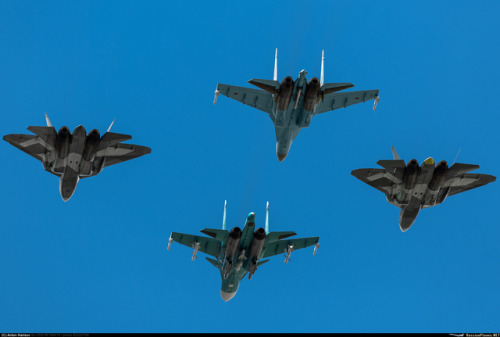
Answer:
[
  {"left": 351, "top": 168, "right": 397, "bottom": 194},
  {"left": 262, "top": 236, "right": 319, "bottom": 259},
  {"left": 96, "top": 143, "right": 151, "bottom": 168},
  {"left": 216, "top": 83, "right": 274, "bottom": 115},
  {"left": 170, "top": 232, "right": 222, "bottom": 258},
  {"left": 315, "top": 89, "right": 379, "bottom": 115},
  {"left": 443, "top": 173, "right": 496, "bottom": 197},
  {"left": 3, "top": 134, "right": 48, "bottom": 162}
]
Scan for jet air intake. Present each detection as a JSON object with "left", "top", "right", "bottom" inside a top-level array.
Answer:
[
  {"left": 277, "top": 76, "right": 294, "bottom": 111},
  {"left": 82, "top": 129, "right": 101, "bottom": 162},
  {"left": 403, "top": 159, "right": 419, "bottom": 190},
  {"left": 303, "top": 77, "right": 321, "bottom": 112},
  {"left": 56, "top": 126, "right": 72, "bottom": 159},
  {"left": 224, "top": 227, "right": 242, "bottom": 263},
  {"left": 428, "top": 161, "right": 448, "bottom": 191}
]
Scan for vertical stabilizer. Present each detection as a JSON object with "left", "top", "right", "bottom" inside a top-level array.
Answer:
[
  {"left": 222, "top": 200, "right": 227, "bottom": 230},
  {"left": 391, "top": 146, "right": 401, "bottom": 160},
  {"left": 320, "top": 50, "right": 325, "bottom": 86},
  {"left": 45, "top": 112, "right": 53, "bottom": 127},
  {"left": 107, "top": 119, "right": 116, "bottom": 132},
  {"left": 265, "top": 201, "right": 270, "bottom": 234},
  {"left": 273, "top": 48, "right": 278, "bottom": 81},
  {"left": 452, "top": 148, "right": 462, "bottom": 166}
]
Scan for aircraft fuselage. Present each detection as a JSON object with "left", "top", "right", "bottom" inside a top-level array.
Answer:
[
  {"left": 272, "top": 70, "right": 318, "bottom": 161},
  {"left": 385, "top": 158, "right": 451, "bottom": 231},
  {"left": 43, "top": 125, "right": 106, "bottom": 201}
]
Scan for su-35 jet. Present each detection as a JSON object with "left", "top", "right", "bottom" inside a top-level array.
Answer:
[
  {"left": 3, "top": 113, "right": 151, "bottom": 201},
  {"left": 351, "top": 147, "right": 496, "bottom": 232},
  {"left": 168, "top": 201, "right": 319, "bottom": 302},
  {"left": 214, "top": 49, "right": 379, "bottom": 161}
]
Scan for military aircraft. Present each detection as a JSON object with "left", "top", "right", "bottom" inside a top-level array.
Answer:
[
  {"left": 351, "top": 147, "right": 496, "bottom": 232},
  {"left": 3, "top": 113, "right": 151, "bottom": 201},
  {"left": 214, "top": 49, "right": 380, "bottom": 162},
  {"left": 168, "top": 201, "right": 319, "bottom": 302}
]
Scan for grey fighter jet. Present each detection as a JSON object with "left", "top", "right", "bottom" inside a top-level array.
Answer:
[
  {"left": 214, "top": 49, "right": 379, "bottom": 161},
  {"left": 168, "top": 201, "right": 319, "bottom": 302},
  {"left": 351, "top": 147, "right": 496, "bottom": 232},
  {"left": 3, "top": 113, "right": 151, "bottom": 201}
]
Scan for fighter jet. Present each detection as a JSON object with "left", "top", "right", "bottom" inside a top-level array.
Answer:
[
  {"left": 3, "top": 113, "right": 151, "bottom": 201},
  {"left": 214, "top": 49, "right": 379, "bottom": 161},
  {"left": 168, "top": 201, "right": 319, "bottom": 302},
  {"left": 351, "top": 147, "right": 496, "bottom": 232}
]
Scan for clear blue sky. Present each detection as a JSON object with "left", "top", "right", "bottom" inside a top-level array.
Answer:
[{"left": 0, "top": 0, "right": 499, "bottom": 333}]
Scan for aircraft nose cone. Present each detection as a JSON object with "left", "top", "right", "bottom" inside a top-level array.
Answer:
[
  {"left": 220, "top": 290, "right": 236, "bottom": 302},
  {"left": 399, "top": 217, "right": 416, "bottom": 232},
  {"left": 277, "top": 152, "right": 287, "bottom": 162},
  {"left": 61, "top": 189, "right": 74, "bottom": 202}
]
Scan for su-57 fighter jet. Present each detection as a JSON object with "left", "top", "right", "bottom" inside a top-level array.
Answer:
[
  {"left": 214, "top": 49, "right": 379, "bottom": 161},
  {"left": 168, "top": 201, "right": 319, "bottom": 302},
  {"left": 3, "top": 113, "right": 151, "bottom": 201},
  {"left": 351, "top": 147, "right": 496, "bottom": 232}
]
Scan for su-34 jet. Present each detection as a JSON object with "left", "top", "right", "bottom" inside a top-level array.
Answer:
[
  {"left": 214, "top": 49, "right": 379, "bottom": 161},
  {"left": 3, "top": 113, "right": 151, "bottom": 201},
  {"left": 351, "top": 147, "right": 496, "bottom": 232},
  {"left": 168, "top": 201, "right": 319, "bottom": 302}
]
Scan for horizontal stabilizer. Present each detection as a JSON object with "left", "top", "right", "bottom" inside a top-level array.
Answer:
[
  {"left": 448, "top": 163, "right": 480, "bottom": 177},
  {"left": 201, "top": 228, "right": 227, "bottom": 241},
  {"left": 98, "top": 132, "right": 132, "bottom": 148},
  {"left": 321, "top": 82, "right": 354, "bottom": 94},
  {"left": 256, "top": 259, "right": 270, "bottom": 267},
  {"left": 266, "top": 231, "right": 296, "bottom": 242},
  {"left": 377, "top": 160, "right": 406, "bottom": 170},
  {"left": 27, "top": 126, "right": 57, "bottom": 139},
  {"left": 205, "top": 257, "right": 220, "bottom": 269},
  {"left": 248, "top": 79, "right": 280, "bottom": 93}
]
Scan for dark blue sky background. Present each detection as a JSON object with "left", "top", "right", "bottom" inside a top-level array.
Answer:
[{"left": 1, "top": 1, "right": 499, "bottom": 333}]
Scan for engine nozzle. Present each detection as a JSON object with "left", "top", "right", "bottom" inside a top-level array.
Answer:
[
  {"left": 229, "top": 227, "right": 242, "bottom": 239},
  {"left": 82, "top": 129, "right": 101, "bottom": 162},
  {"left": 253, "top": 227, "right": 266, "bottom": 240},
  {"left": 277, "top": 76, "right": 294, "bottom": 111},
  {"left": 403, "top": 159, "right": 419, "bottom": 190},
  {"left": 56, "top": 126, "right": 72, "bottom": 158},
  {"left": 428, "top": 160, "right": 448, "bottom": 191},
  {"left": 303, "top": 77, "right": 321, "bottom": 112}
]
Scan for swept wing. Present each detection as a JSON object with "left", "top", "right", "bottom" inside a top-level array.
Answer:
[
  {"left": 94, "top": 132, "right": 151, "bottom": 168},
  {"left": 351, "top": 167, "right": 403, "bottom": 194},
  {"left": 442, "top": 172, "right": 496, "bottom": 197},
  {"left": 315, "top": 89, "right": 379, "bottom": 115},
  {"left": 170, "top": 232, "right": 221, "bottom": 258},
  {"left": 262, "top": 236, "right": 319, "bottom": 259},
  {"left": 216, "top": 84, "right": 274, "bottom": 116},
  {"left": 3, "top": 126, "right": 57, "bottom": 161}
]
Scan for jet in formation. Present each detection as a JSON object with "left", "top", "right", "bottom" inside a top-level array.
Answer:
[
  {"left": 3, "top": 113, "right": 151, "bottom": 201},
  {"left": 168, "top": 201, "right": 319, "bottom": 302},
  {"left": 214, "top": 49, "right": 379, "bottom": 162},
  {"left": 351, "top": 147, "right": 496, "bottom": 231}
]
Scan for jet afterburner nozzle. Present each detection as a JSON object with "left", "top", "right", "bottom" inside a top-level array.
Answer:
[
  {"left": 56, "top": 126, "right": 72, "bottom": 159},
  {"left": 303, "top": 77, "right": 321, "bottom": 112},
  {"left": 277, "top": 76, "right": 294, "bottom": 111},
  {"left": 82, "top": 129, "right": 101, "bottom": 162},
  {"left": 428, "top": 160, "right": 448, "bottom": 191},
  {"left": 403, "top": 159, "right": 419, "bottom": 190}
]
